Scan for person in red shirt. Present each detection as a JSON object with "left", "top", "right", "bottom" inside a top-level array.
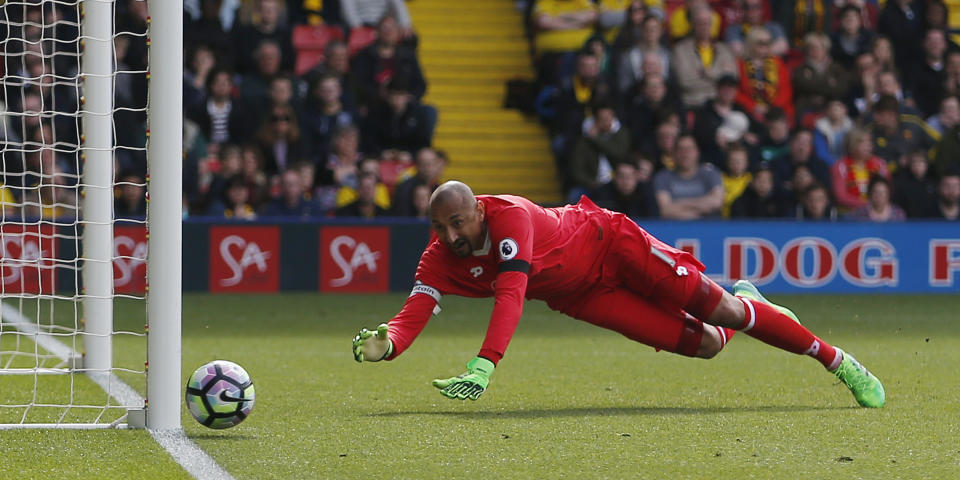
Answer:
[{"left": 352, "top": 181, "right": 885, "bottom": 407}]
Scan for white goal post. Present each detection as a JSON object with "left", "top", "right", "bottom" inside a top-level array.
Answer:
[{"left": 0, "top": 0, "right": 181, "bottom": 430}]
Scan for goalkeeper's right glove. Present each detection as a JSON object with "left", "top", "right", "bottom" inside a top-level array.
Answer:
[{"left": 352, "top": 323, "right": 393, "bottom": 362}]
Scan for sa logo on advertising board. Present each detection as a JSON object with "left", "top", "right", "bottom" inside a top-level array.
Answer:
[
  {"left": 1, "top": 224, "right": 56, "bottom": 294},
  {"left": 209, "top": 226, "right": 280, "bottom": 293},
  {"left": 114, "top": 225, "right": 147, "bottom": 294},
  {"left": 320, "top": 227, "right": 390, "bottom": 292}
]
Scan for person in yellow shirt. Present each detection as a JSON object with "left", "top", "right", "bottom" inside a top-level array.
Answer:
[
  {"left": 668, "top": 0, "right": 721, "bottom": 41},
  {"left": 0, "top": 183, "right": 19, "bottom": 218},
  {"left": 721, "top": 143, "right": 752, "bottom": 218},
  {"left": 533, "top": 0, "right": 598, "bottom": 82},
  {"left": 336, "top": 157, "right": 391, "bottom": 210}
]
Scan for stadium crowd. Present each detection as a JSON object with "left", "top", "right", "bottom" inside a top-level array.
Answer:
[
  {"left": 1, "top": 0, "right": 959, "bottom": 222},
  {"left": 528, "top": 0, "right": 960, "bottom": 221},
  {"left": 1, "top": 0, "right": 440, "bottom": 221}
]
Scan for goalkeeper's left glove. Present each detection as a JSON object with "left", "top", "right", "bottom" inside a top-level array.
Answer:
[
  {"left": 431, "top": 356, "right": 495, "bottom": 400},
  {"left": 352, "top": 323, "right": 393, "bottom": 362}
]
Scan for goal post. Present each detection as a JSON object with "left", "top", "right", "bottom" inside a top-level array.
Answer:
[
  {"left": 145, "top": 0, "right": 183, "bottom": 431},
  {"left": 0, "top": 0, "right": 182, "bottom": 430}
]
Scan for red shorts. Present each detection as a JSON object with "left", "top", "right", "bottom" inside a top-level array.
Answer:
[{"left": 557, "top": 217, "right": 724, "bottom": 356}]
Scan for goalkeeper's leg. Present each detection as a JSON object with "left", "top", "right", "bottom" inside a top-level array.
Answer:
[{"left": 562, "top": 287, "right": 732, "bottom": 358}]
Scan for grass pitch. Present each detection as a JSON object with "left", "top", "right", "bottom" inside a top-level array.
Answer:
[{"left": 3, "top": 293, "right": 959, "bottom": 479}]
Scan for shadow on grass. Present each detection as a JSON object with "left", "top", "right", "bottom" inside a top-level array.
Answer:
[
  {"left": 188, "top": 433, "right": 258, "bottom": 441},
  {"left": 367, "top": 405, "right": 856, "bottom": 419}
]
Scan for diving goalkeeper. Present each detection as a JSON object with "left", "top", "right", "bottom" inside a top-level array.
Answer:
[{"left": 352, "top": 181, "right": 885, "bottom": 407}]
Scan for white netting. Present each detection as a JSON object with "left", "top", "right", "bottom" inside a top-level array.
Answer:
[{"left": 0, "top": 0, "right": 148, "bottom": 427}]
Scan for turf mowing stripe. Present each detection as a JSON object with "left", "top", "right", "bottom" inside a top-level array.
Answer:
[{"left": 1, "top": 303, "right": 235, "bottom": 480}]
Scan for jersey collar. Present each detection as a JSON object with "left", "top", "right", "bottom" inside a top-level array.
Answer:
[{"left": 472, "top": 231, "right": 491, "bottom": 256}]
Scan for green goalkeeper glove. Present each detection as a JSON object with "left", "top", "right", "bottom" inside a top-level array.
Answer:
[
  {"left": 352, "top": 323, "right": 393, "bottom": 362},
  {"left": 432, "top": 357, "right": 495, "bottom": 400}
]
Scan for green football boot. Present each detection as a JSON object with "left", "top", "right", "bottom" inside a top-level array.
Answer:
[
  {"left": 732, "top": 279, "right": 801, "bottom": 324},
  {"left": 832, "top": 348, "right": 885, "bottom": 408}
]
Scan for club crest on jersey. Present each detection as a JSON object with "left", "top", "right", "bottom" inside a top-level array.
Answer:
[
  {"left": 499, "top": 238, "right": 519, "bottom": 261},
  {"left": 470, "top": 266, "right": 483, "bottom": 278}
]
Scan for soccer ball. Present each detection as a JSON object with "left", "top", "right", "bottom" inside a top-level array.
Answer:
[{"left": 185, "top": 360, "right": 255, "bottom": 429}]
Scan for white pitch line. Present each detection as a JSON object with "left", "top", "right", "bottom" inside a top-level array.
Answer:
[{"left": 1, "top": 303, "right": 234, "bottom": 480}]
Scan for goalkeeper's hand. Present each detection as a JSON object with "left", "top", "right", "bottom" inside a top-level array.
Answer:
[
  {"left": 352, "top": 323, "right": 393, "bottom": 362},
  {"left": 432, "top": 357, "right": 495, "bottom": 400}
]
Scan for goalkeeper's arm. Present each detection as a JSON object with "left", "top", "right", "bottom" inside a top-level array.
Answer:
[{"left": 352, "top": 290, "right": 435, "bottom": 362}]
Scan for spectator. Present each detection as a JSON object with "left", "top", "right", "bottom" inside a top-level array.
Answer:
[
  {"left": 340, "top": 0, "right": 413, "bottom": 33},
  {"left": 231, "top": 0, "right": 294, "bottom": 74},
  {"left": 568, "top": 103, "right": 631, "bottom": 200},
  {"left": 721, "top": 143, "right": 752, "bottom": 218},
  {"left": 114, "top": 171, "right": 147, "bottom": 218},
  {"left": 667, "top": 0, "right": 722, "bottom": 42},
  {"left": 933, "top": 169, "right": 960, "bottom": 220},
  {"left": 351, "top": 15, "right": 426, "bottom": 109},
  {"left": 830, "top": 5, "right": 875, "bottom": 71},
  {"left": 548, "top": 52, "right": 616, "bottom": 152},
  {"left": 735, "top": 27, "right": 794, "bottom": 123},
  {"left": 813, "top": 99, "right": 854, "bottom": 165},
  {"left": 208, "top": 175, "right": 257, "bottom": 220},
  {"left": 868, "top": 95, "right": 938, "bottom": 171},
  {"left": 240, "top": 144, "right": 270, "bottom": 209},
  {"left": 751, "top": 107, "right": 792, "bottom": 165},
  {"left": 847, "top": 175, "right": 906, "bottom": 221},
  {"left": 186, "top": 67, "right": 254, "bottom": 146},
  {"left": 911, "top": 29, "right": 950, "bottom": 118},
  {"left": 893, "top": 150, "right": 938, "bottom": 218},
  {"left": 653, "top": 135, "right": 724, "bottom": 219},
  {"left": 870, "top": 35, "right": 897, "bottom": 74},
  {"left": 646, "top": 118, "right": 681, "bottom": 170},
  {"left": 796, "top": 182, "right": 838, "bottom": 221},
  {"left": 927, "top": 96, "right": 960, "bottom": 135},
  {"left": 792, "top": 32, "right": 849, "bottom": 121},
  {"left": 184, "top": 0, "right": 234, "bottom": 70},
  {"left": 831, "top": 128, "right": 889, "bottom": 211},
  {"left": 775, "top": 0, "right": 832, "bottom": 47},
  {"left": 670, "top": 4, "right": 738, "bottom": 109},
  {"left": 624, "top": 75, "right": 682, "bottom": 153},
  {"left": 410, "top": 183, "right": 431, "bottom": 219},
  {"left": 363, "top": 77, "right": 436, "bottom": 154},
  {"left": 306, "top": 41, "right": 357, "bottom": 109},
  {"left": 183, "top": 44, "right": 217, "bottom": 112},
  {"left": 204, "top": 143, "right": 244, "bottom": 210},
  {"left": 393, "top": 147, "right": 446, "bottom": 216},
  {"left": 260, "top": 169, "right": 317, "bottom": 217},
  {"left": 725, "top": 0, "right": 789, "bottom": 58},
  {"left": 611, "top": 1, "right": 652, "bottom": 53},
  {"left": 846, "top": 52, "right": 880, "bottom": 117},
  {"left": 877, "top": 0, "right": 923, "bottom": 84},
  {"left": 256, "top": 103, "right": 304, "bottom": 175},
  {"left": 335, "top": 171, "right": 390, "bottom": 218},
  {"left": 693, "top": 74, "right": 747, "bottom": 167},
  {"left": 943, "top": 51, "right": 960, "bottom": 99},
  {"left": 296, "top": 161, "right": 319, "bottom": 203},
  {"left": 731, "top": 165, "right": 789, "bottom": 218},
  {"left": 589, "top": 158, "right": 658, "bottom": 218},
  {"left": 616, "top": 14, "right": 670, "bottom": 93},
  {"left": 240, "top": 40, "right": 284, "bottom": 114},
  {"left": 300, "top": 74, "right": 357, "bottom": 163},
  {"left": 772, "top": 129, "right": 831, "bottom": 192},
  {"left": 336, "top": 157, "right": 392, "bottom": 211},
  {"left": 531, "top": 0, "right": 598, "bottom": 83},
  {"left": 317, "top": 124, "right": 363, "bottom": 211},
  {"left": 0, "top": 182, "right": 17, "bottom": 218},
  {"left": 831, "top": 0, "right": 879, "bottom": 31}
]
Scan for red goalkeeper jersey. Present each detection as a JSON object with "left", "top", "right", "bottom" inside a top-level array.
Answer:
[{"left": 387, "top": 194, "right": 674, "bottom": 364}]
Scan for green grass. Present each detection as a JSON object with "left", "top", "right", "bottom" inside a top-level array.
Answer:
[{"left": 3, "top": 293, "right": 960, "bottom": 479}]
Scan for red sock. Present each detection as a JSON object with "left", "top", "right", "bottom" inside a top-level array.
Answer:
[
  {"left": 712, "top": 324, "right": 736, "bottom": 349},
  {"left": 737, "top": 298, "right": 842, "bottom": 370}
]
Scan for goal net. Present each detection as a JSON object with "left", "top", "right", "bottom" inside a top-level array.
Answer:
[{"left": 0, "top": 0, "right": 181, "bottom": 429}]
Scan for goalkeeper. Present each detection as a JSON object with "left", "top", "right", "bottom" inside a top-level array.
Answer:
[{"left": 353, "top": 181, "right": 885, "bottom": 407}]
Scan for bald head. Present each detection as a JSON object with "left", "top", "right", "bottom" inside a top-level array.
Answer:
[
  {"left": 428, "top": 181, "right": 485, "bottom": 258},
  {"left": 429, "top": 181, "right": 476, "bottom": 214}
]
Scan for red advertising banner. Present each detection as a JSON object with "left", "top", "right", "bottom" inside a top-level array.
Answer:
[
  {"left": 114, "top": 225, "right": 147, "bottom": 294},
  {"left": 0, "top": 224, "right": 56, "bottom": 294},
  {"left": 320, "top": 227, "right": 390, "bottom": 292},
  {"left": 209, "top": 226, "right": 280, "bottom": 293}
]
